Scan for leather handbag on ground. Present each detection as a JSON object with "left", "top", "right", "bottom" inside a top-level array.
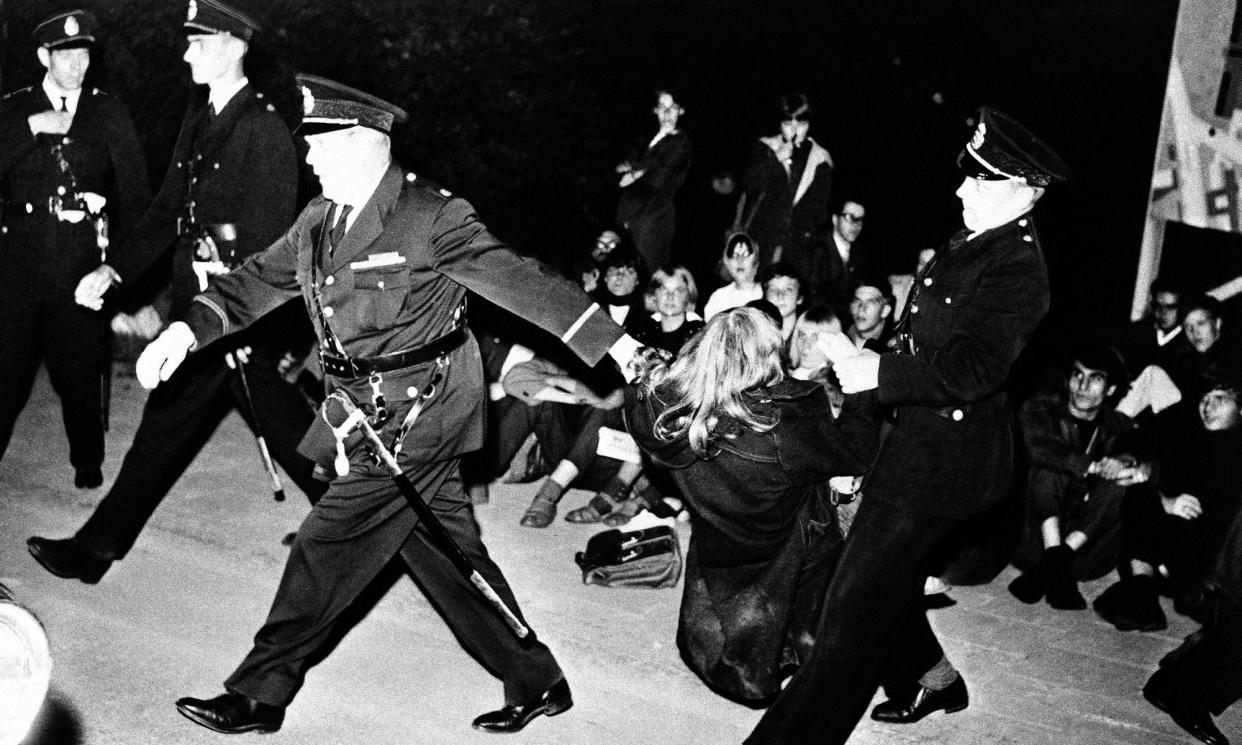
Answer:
[{"left": 575, "top": 525, "right": 683, "bottom": 589}]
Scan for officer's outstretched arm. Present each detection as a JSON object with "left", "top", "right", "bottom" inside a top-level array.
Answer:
[{"left": 135, "top": 322, "right": 197, "bottom": 390}]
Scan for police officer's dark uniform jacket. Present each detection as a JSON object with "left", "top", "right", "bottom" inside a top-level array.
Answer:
[
  {"left": 179, "top": 160, "right": 624, "bottom": 709},
  {"left": 747, "top": 107, "right": 1068, "bottom": 745},
  {"left": 0, "top": 49, "right": 149, "bottom": 477}
]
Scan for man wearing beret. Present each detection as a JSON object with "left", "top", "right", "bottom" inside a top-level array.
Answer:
[
  {"left": 747, "top": 107, "right": 1070, "bottom": 744},
  {"left": 0, "top": 9, "right": 149, "bottom": 488},
  {"left": 139, "top": 73, "right": 641, "bottom": 735},
  {"left": 28, "top": 0, "right": 326, "bottom": 584}
]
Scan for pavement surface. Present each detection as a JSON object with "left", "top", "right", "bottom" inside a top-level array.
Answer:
[{"left": 1, "top": 363, "right": 1238, "bottom": 744}]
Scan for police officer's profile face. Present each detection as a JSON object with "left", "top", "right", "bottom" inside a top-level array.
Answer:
[
  {"left": 832, "top": 202, "right": 866, "bottom": 243},
  {"left": 779, "top": 118, "right": 810, "bottom": 145},
  {"left": 183, "top": 33, "right": 243, "bottom": 85},
  {"left": 38, "top": 47, "right": 90, "bottom": 91},
  {"left": 1199, "top": 388, "right": 1241, "bottom": 431},
  {"left": 303, "top": 126, "right": 390, "bottom": 203},
  {"left": 1066, "top": 361, "right": 1115, "bottom": 419},
  {"left": 1150, "top": 291, "right": 1181, "bottom": 332},
  {"left": 764, "top": 275, "right": 801, "bottom": 318},
  {"left": 849, "top": 285, "right": 891, "bottom": 334},
  {"left": 955, "top": 176, "right": 1037, "bottom": 232},
  {"left": 1183, "top": 308, "right": 1222, "bottom": 354}
]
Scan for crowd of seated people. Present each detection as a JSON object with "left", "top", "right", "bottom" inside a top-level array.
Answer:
[{"left": 459, "top": 91, "right": 1242, "bottom": 741}]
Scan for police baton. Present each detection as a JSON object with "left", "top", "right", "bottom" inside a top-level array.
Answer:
[
  {"left": 325, "top": 391, "right": 531, "bottom": 640},
  {"left": 226, "top": 350, "right": 287, "bottom": 502}
]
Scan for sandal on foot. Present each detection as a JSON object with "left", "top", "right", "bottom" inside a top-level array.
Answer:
[
  {"left": 602, "top": 497, "right": 644, "bottom": 527},
  {"left": 565, "top": 495, "right": 615, "bottom": 524},
  {"left": 520, "top": 496, "right": 558, "bottom": 528}
]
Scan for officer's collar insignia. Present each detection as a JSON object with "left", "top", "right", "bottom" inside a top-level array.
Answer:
[
  {"left": 970, "top": 121, "right": 986, "bottom": 151},
  {"left": 187, "top": 0, "right": 198, "bottom": 21},
  {"left": 301, "top": 85, "right": 315, "bottom": 117},
  {"left": 64, "top": 16, "right": 79, "bottom": 36}
]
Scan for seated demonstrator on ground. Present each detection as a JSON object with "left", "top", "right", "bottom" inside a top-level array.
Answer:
[
  {"left": 1009, "top": 344, "right": 1146, "bottom": 610},
  {"left": 136, "top": 75, "right": 640, "bottom": 736},
  {"left": 627, "top": 307, "right": 870, "bottom": 702}
]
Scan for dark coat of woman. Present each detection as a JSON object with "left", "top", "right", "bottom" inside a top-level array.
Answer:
[{"left": 627, "top": 378, "right": 869, "bottom": 702}]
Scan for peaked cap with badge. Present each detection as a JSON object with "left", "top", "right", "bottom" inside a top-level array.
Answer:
[
  {"left": 957, "top": 107, "right": 1071, "bottom": 188},
  {"left": 33, "top": 9, "right": 96, "bottom": 49},
  {"left": 182, "top": 0, "right": 263, "bottom": 40},
  {"left": 295, "top": 74, "right": 409, "bottom": 135}
]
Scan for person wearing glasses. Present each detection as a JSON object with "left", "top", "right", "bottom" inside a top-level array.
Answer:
[
  {"left": 615, "top": 89, "right": 692, "bottom": 271},
  {"left": 1114, "top": 276, "right": 1193, "bottom": 380}
]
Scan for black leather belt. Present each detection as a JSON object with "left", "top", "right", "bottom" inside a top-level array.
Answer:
[{"left": 321, "top": 326, "right": 466, "bottom": 378}]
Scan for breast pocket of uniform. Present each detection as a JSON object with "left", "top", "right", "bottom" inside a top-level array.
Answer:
[
  {"left": 913, "top": 278, "right": 977, "bottom": 347},
  {"left": 352, "top": 267, "right": 413, "bottom": 332}
]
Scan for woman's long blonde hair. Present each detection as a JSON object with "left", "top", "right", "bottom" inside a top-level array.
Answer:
[{"left": 650, "top": 307, "right": 785, "bottom": 456}]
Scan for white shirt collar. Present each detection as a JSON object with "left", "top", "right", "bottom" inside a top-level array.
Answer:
[
  {"left": 42, "top": 75, "right": 83, "bottom": 115},
  {"left": 208, "top": 76, "right": 249, "bottom": 115},
  {"left": 1155, "top": 325, "right": 1182, "bottom": 346},
  {"left": 833, "top": 231, "right": 852, "bottom": 262}
]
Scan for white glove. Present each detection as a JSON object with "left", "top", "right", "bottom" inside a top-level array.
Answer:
[
  {"left": 78, "top": 191, "right": 107, "bottom": 214},
  {"left": 606, "top": 334, "right": 644, "bottom": 383},
  {"left": 74, "top": 264, "right": 121, "bottom": 310},
  {"left": 136, "top": 322, "right": 197, "bottom": 389},
  {"left": 834, "top": 349, "right": 881, "bottom": 393}
]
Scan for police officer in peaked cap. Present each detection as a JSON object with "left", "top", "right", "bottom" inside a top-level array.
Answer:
[
  {"left": 748, "top": 107, "right": 1070, "bottom": 744},
  {"left": 0, "top": 9, "right": 149, "bottom": 489}
]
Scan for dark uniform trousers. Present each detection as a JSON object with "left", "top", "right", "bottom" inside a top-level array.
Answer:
[
  {"left": 0, "top": 84, "right": 149, "bottom": 472},
  {"left": 747, "top": 215, "right": 1051, "bottom": 744},
  {"left": 227, "top": 455, "right": 560, "bottom": 707},
  {"left": 0, "top": 251, "right": 106, "bottom": 472},
  {"left": 76, "top": 311, "right": 325, "bottom": 559}
]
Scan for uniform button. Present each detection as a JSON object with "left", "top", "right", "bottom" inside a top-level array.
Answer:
[
  {"left": 952, "top": 409, "right": 964, "bottom": 421},
  {"left": 213, "top": 163, "right": 220, "bottom": 170},
  {"left": 1022, "top": 235, "right": 1033, "bottom": 242},
  {"left": 377, "top": 280, "right": 385, "bottom": 289},
  {"left": 1018, "top": 218, "right": 1028, "bottom": 227},
  {"left": 324, "top": 275, "right": 334, "bottom": 286},
  {"left": 923, "top": 277, "right": 933, "bottom": 286},
  {"left": 944, "top": 297, "right": 952, "bottom": 305},
  {"left": 57, "top": 186, "right": 67, "bottom": 195},
  {"left": 911, "top": 304, "right": 919, "bottom": 314},
  {"left": 323, "top": 306, "right": 334, "bottom": 318},
  {"left": 1, "top": 226, "right": 6, "bottom": 234},
  {"left": 62, "top": 137, "right": 70, "bottom": 145},
  {"left": 406, "top": 172, "right": 416, "bottom": 182},
  {"left": 406, "top": 386, "right": 418, "bottom": 397}
]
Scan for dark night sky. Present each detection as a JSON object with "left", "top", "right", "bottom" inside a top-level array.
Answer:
[{"left": 1, "top": 0, "right": 1182, "bottom": 330}]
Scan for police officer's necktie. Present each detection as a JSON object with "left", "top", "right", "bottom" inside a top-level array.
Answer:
[
  {"left": 328, "top": 204, "right": 352, "bottom": 255},
  {"left": 59, "top": 96, "right": 68, "bottom": 112}
]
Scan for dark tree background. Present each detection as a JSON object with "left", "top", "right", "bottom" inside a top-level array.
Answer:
[{"left": 2, "top": 0, "right": 1179, "bottom": 330}]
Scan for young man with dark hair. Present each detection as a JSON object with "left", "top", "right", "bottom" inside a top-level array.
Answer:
[{"left": 1009, "top": 344, "right": 1147, "bottom": 609}]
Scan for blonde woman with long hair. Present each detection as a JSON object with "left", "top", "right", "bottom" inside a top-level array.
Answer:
[{"left": 626, "top": 307, "right": 872, "bottom": 702}]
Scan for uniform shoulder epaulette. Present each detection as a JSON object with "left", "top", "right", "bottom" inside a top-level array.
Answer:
[{"left": 404, "top": 172, "right": 453, "bottom": 199}]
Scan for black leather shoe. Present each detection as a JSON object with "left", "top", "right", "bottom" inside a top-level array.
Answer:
[
  {"left": 176, "top": 691, "right": 284, "bottom": 734},
  {"left": 471, "top": 678, "right": 573, "bottom": 733},
  {"left": 74, "top": 466, "right": 103, "bottom": 489},
  {"left": 27, "top": 536, "right": 111, "bottom": 584},
  {"left": 1143, "top": 675, "right": 1229, "bottom": 745},
  {"left": 870, "top": 677, "right": 968, "bottom": 723}
]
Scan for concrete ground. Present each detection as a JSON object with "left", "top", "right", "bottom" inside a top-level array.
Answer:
[{"left": 1, "top": 363, "right": 1238, "bottom": 745}]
